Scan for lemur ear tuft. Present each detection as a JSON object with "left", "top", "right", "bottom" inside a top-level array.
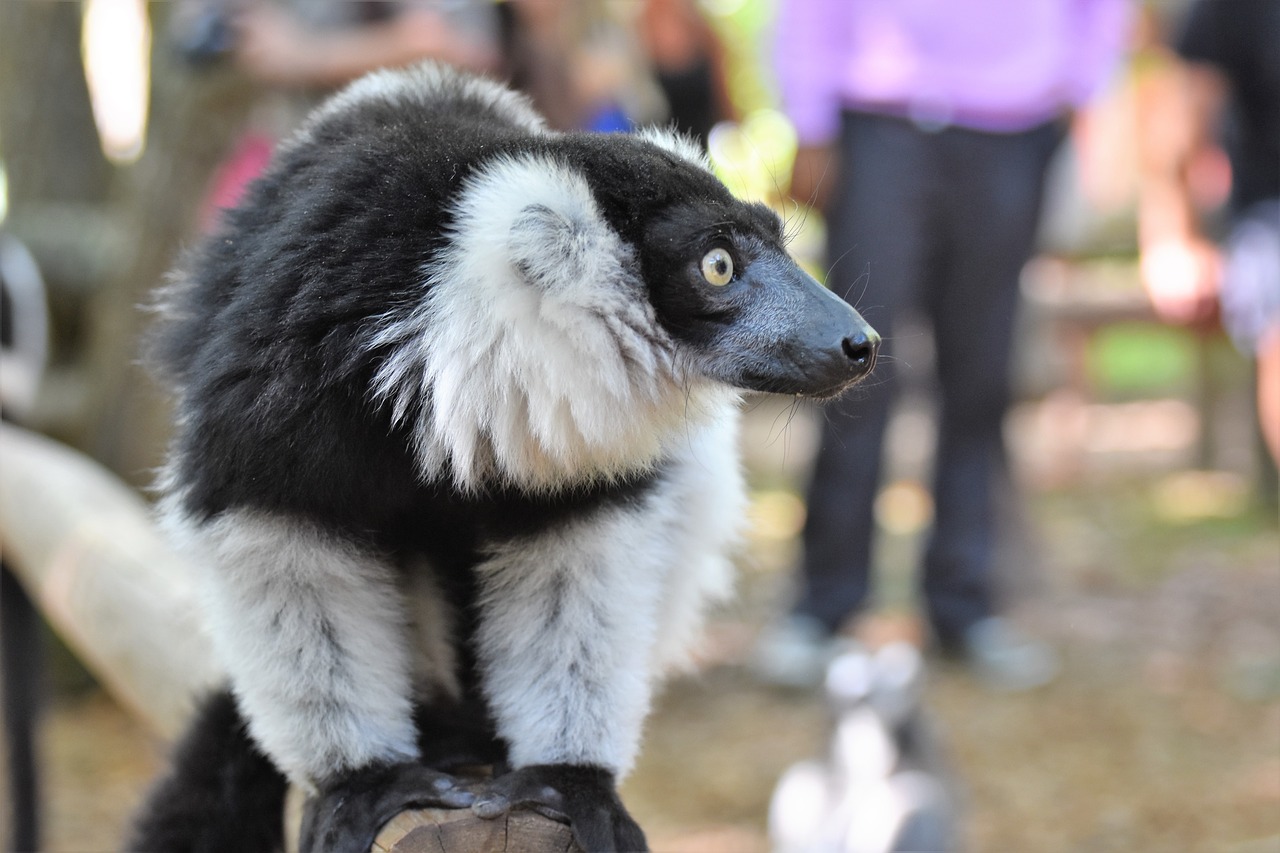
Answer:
[{"left": 508, "top": 201, "right": 626, "bottom": 297}]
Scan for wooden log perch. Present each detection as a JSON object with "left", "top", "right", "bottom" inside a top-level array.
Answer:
[
  {"left": 0, "top": 423, "right": 584, "bottom": 852},
  {"left": 373, "top": 808, "right": 580, "bottom": 853},
  {"left": 0, "top": 421, "right": 220, "bottom": 738}
]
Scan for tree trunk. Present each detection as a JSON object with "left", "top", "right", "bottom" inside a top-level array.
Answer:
[
  {"left": 0, "top": 0, "right": 113, "bottom": 208},
  {"left": 80, "top": 9, "right": 258, "bottom": 484},
  {"left": 2, "top": 0, "right": 258, "bottom": 482}
]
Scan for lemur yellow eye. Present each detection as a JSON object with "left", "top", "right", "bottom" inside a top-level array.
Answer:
[{"left": 700, "top": 248, "right": 734, "bottom": 286}]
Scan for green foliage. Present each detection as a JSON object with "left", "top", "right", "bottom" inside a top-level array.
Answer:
[{"left": 1086, "top": 322, "right": 1198, "bottom": 396}]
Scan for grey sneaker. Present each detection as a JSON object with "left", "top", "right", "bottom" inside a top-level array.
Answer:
[
  {"left": 960, "top": 617, "right": 1059, "bottom": 692},
  {"left": 751, "top": 615, "right": 859, "bottom": 690}
]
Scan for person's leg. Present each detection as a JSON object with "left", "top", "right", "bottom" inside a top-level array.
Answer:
[
  {"left": 1258, "top": 328, "right": 1280, "bottom": 467},
  {"left": 922, "top": 122, "right": 1061, "bottom": 646},
  {"left": 792, "top": 113, "right": 935, "bottom": 633}
]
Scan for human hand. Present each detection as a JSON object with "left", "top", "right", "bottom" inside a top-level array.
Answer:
[
  {"left": 1139, "top": 234, "right": 1221, "bottom": 327},
  {"left": 232, "top": 4, "right": 317, "bottom": 84}
]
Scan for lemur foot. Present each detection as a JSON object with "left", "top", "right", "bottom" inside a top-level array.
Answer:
[
  {"left": 472, "top": 764, "right": 648, "bottom": 852},
  {"left": 299, "top": 761, "right": 474, "bottom": 853}
]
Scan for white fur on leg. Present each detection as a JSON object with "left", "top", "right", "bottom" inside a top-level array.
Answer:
[
  {"left": 473, "top": 503, "right": 677, "bottom": 777},
  {"left": 648, "top": 404, "right": 746, "bottom": 673},
  {"left": 174, "top": 509, "right": 420, "bottom": 790},
  {"left": 472, "top": 390, "right": 745, "bottom": 776}
]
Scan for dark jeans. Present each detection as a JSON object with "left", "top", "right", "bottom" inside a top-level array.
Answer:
[{"left": 794, "top": 111, "right": 1063, "bottom": 645}]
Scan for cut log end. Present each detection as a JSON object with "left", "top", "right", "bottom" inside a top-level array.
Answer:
[{"left": 372, "top": 807, "right": 582, "bottom": 853}]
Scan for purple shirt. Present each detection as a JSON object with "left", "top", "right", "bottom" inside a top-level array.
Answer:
[{"left": 774, "top": 0, "right": 1132, "bottom": 143}]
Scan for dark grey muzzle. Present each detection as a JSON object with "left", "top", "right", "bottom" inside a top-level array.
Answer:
[{"left": 730, "top": 255, "right": 880, "bottom": 399}]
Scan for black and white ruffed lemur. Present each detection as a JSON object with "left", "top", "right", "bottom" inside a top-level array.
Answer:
[{"left": 130, "top": 63, "right": 878, "bottom": 853}]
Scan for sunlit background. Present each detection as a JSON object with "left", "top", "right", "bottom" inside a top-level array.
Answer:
[
  {"left": 81, "top": 0, "right": 151, "bottom": 164},
  {"left": 2, "top": 0, "right": 1277, "bottom": 850}
]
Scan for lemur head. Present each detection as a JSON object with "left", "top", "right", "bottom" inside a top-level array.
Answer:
[
  {"left": 488, "top": 125, "right": 880, "bottom": 402},
  {"left": 218, "top": 63, "right": 880, "bottom": 490},
  {"left": 546, "top": 128, "right": 880, "bottom": 402},
  {"left": 368, "top": 123, "right": 877, "bottom": 489}
]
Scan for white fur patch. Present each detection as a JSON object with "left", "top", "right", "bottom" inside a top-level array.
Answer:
[
  {"left": 648, "top": 406, "right": 746, "bottom": 673},
  {"left": 369, "top": 153, "right": 717, "bottom": 492},
  {"left": 167, "top": 508, "right": 420, "bottom": 789},
  {"left": 473, "top": 505, "right": 671, "bottom": 776}
]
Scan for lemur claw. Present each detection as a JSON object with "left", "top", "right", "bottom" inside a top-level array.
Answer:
[{"left": 299, "top": 761, "right": 474, "bottom": 853}]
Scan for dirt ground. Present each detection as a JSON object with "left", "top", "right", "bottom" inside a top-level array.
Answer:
[{"left": 4, "top": 396, "right": 1279, "bottom": 852}]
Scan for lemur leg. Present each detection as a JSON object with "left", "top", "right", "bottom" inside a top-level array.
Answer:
[
  {"left": 471, "top": 504, "right": 676, "bottom": 852},
  {"left": 187, "top": 511, "right": 472, "bottom": 851}
]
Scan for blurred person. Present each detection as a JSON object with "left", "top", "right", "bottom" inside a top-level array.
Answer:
[
  {"left": 498, "top": 0, "right": 589, "bottom": 129},
  {"left": 172, "top": 0, "right": 502, "bottom": 107},
  {"left": 502, "top": 0, "right": 661, "bottom": 132},
  {"left": 1137, "top": 0, "right": 1280, "bottom": 467},
  {"left": 756, "top": 0, "right": 1131, "bottom": 691},
  {"left": 173, "top": 0, "right": 503, "bottom": 225},
  {"left": 203, "top": 0, "right": 642, "bottom": 133},
  {"left": 228, "top": 1, "right": 499, "bottom": 88},
  {"left": 637, "top": 0, "right": 736, "bottom": 146}
]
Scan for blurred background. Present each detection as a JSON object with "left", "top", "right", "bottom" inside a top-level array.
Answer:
[{"left": 1, "top": 0, "right": 1277, "bottom": 851}]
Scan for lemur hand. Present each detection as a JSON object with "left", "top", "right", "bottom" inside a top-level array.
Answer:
[
  {"left": 473, "top": 764, "right": 648, "bottom": 852},
  {"left": 299, "top": 761, "right": 474, "bottom": 853}
]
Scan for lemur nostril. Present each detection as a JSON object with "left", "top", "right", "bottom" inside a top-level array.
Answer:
[{"left": 842, "top": 333, "right": 878, "bottom": 373}]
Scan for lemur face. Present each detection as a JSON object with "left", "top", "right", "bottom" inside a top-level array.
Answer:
[{"left": 642, "top": 197, "right": 879, "bottom": 400}]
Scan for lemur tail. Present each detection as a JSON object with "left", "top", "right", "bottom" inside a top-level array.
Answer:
[{"left": 128, "top": 689, "right": 288, "bottom": 853}]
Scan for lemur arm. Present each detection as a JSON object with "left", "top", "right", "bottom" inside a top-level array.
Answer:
[
  {"left": 468, "top": 500, "right": 681, "bottom": 851},
  {"left": 190, "top": 509, "right": 422, "bottom": 788},
  {"left": 191, "top": 510, "right": 483, "bottom": 852}
]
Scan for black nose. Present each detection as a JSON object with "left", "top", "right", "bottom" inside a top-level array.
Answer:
[{"left": 842, "top": 329, "right": 879, "bottom": 377}]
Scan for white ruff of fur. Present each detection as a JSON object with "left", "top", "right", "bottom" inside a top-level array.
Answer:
[
  {"left": 369, "top": 153, "right": 714, "bottom": 491},
  {"left": 163, "top": 507, "right": 420, "bottom": 790}
]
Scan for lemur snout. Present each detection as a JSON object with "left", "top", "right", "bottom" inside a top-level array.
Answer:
[{"left": 841, "top": 329, "right": 879, "bottom": 377}]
